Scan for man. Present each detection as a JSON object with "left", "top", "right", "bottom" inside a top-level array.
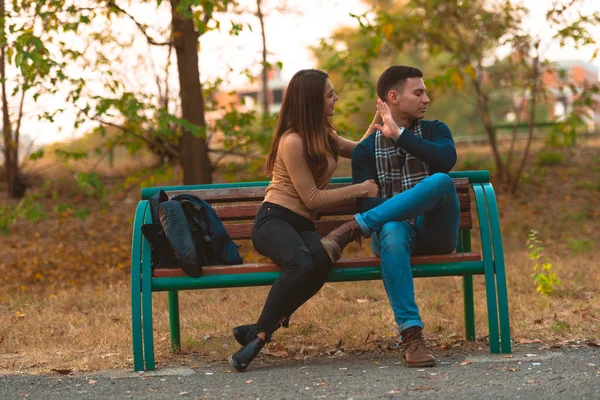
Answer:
[{"left": 323, "top": 65, "right": 459, "bottom": 367}]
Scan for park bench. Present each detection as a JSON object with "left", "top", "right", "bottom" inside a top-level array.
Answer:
[{"left": 130, "top": 170, "right": 511, "bottom": 371}]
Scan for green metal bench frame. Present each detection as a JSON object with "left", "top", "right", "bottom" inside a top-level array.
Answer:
[{"left": 130, "top": 170, "right": 511, "bottom": 371}]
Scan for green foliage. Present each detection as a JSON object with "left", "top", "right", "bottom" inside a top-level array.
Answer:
[
  {"left": 29, "top": 149, "right": 45, "bottom": 160},
  {"left": 575, "top": 179, "right": 600, "bottom": 192},
  {"left": 527, "top": 229, "right": 561, "bottom": 295},
  {"left": 75, "top": 172, "right": 106, "bottom": 200},
  {"left": 567, "top": 237, "right": 593, "bottom": 253},
  {"left": 313, "top": 0, "right": 600, "bottom": 191},
  {"left": 551, "top": 319, "right": 571, "bottom": 335},
  {"left": 535, "top": 150, "right": 564, "bottom": 166},
  {"left": 0, "top": 171, "right": 107, "bottom": 234},
  {"left": 55, "top": 148, "right": 88, "bottom": 161},
  {"left": 456, "top": 155, "right": 493, "bottom": 172},
  {"left": 122, "top": 164, "right": 177, "bottom": 190},
  {"left": 0, "top": 191, "right": 47, "bottom": 236}
]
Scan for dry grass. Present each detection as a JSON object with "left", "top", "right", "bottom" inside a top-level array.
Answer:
[{"left": 1, "top": 138, "right": 599, "bottom": 374}]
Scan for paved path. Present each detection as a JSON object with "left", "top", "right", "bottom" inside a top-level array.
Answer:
[{"left": 1, "top": 343, "right": 599, "bottom": 399}]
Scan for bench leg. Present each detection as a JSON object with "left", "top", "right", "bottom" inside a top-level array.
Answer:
[
  {"left": 463, "top": 276, "right": 476, "bottom": 341},
  {"left": 141, "top": 206, "right": 156, "bottom": 370},
  {"left": 459, "top": 230, "right": 476, "bottom": 341},
  {"left": 131, "top": 201, "right": 147, "bottom": 372},
  {"left": 474, "top": 184, "right": 501, "bottom": 354},
  {"left": 168, "top": 290, "right": 181, "bottom": 352},
  {"left": 483, "top": 183, "right": 511, "bottom": 353}
]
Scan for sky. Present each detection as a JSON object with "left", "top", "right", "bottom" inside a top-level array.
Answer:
[{"left": 14, "top": 0, "right": 600, "bottom": 146}]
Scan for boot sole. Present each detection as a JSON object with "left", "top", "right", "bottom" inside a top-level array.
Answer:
[
  {"left": 228, "top": 355, "right": 247, "bottom": 372},
  {"left": 404, "top": 359, "right": 436, "bottom": 368}
]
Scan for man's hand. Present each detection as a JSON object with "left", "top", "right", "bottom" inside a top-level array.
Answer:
[{"left": 373, "top": 98, "right": 402, "bottom": 140}]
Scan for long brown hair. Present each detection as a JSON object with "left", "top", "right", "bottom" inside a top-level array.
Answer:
[{"left": 265, "top": 69, "right": 339, "bottom": 179}]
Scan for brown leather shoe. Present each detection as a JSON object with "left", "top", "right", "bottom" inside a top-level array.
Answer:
[
  {"left": 401, "top": 327, "right": 436, "bottom": 367},
  {"left": 320, "top": 219, "right": 361, "bottom": 262}
]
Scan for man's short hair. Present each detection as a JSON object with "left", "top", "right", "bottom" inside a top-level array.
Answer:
[{"left": 376, "top": 65, "right": 423, "bottom": 101}]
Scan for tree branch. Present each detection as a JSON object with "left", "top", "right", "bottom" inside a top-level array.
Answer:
[
  {"left": 91, "top": 115, "right": 181, "bottom": 159},
  {"left": 109, "top": 2, "right": 172, "bottom": 46}
]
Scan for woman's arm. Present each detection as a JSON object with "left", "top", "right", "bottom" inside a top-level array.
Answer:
[
  {"left": 281, "top": 134, "right": 376, "bottom": 210},
  {"left": 336, "top": 110, "right": 382, "bottom": 158}
]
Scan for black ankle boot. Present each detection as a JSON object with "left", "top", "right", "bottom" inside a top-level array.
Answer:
[
  {"left": 228, "top": 336, "right": 266, "bottom": 372},
  {"left": 233, "top": 324, "right": 258, "bottom": 346},
  {"left": 233, "top": 318, "right": 289, "bottom": 346}
]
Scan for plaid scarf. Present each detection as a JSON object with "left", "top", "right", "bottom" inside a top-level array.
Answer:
[{"left": 375, "top": 120, "right": 430, "bottom": 199}]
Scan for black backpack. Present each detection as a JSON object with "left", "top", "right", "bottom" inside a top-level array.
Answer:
[{"left": 141, "top": 190, "right": 243, "bottom": 277}]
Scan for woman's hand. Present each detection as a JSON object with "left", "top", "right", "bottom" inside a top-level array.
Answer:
[
  {"left": 373, "top": 98, "right": 401, "bottom": 140},
  {"left": 360, "top": 110, "right": 382, "bottom": 142},
  {"left": 361, "top": 179, "right": 379, "bottom": 197}
]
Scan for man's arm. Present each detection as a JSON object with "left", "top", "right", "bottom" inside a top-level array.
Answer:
[
  {"left": 393, "top": 120, "right": 457, "bottom": 173},
  {"left": 351, "top": 138, "right": 386, "bottom": 213}
]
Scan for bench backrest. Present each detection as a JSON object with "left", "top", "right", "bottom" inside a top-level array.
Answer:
[{"left": 155, "top": 178, "right": 472, "bottom": 240}]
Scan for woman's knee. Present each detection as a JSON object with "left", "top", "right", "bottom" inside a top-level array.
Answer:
[{"left": 281, "top": 247, "right": 318, "bottom": 280}]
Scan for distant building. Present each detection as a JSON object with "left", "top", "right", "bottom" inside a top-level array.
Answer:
[
  {"left": 542, "top": 60, "right": 600, "bottom": 130},
  {"left": 210, "top": 68, "right": 287, "bottom": 117}
]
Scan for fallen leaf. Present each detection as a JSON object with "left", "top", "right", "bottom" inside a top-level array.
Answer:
[
  {"left": 585, "top": 341, "right": 599, "bottom": 348},
  {"left": 15, "top": 311, "right": 25, "bottom": 318},
  {"left": 245, "top": 380, "right": 253, "bottom": 384},
  {"left": 51, "top": 368, "right": 73, "bottom": 375},
  {"left": 89, "top": 379, "right": 97, "bottom": 385},
  {"left": 459, "top": 360, "right": 473, "bottom": 366},
  {"left": 503, "top": 367, "right": 517, "bottom": 372}
]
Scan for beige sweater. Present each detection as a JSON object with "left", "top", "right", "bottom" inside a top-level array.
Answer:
[{"left": 264, "top": 133, "right": 368, "bottom": 221}]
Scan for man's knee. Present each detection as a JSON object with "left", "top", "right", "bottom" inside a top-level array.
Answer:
[
  {"left": 379, "top": 222, "right": 413, "bottom": 254},
  {"left": 427, "top": 173, "right": 455, "bottom": 193}
]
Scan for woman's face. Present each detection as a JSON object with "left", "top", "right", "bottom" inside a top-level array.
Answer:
[{"left": 323, "top": 79, "right": 339, "bottom": 117}]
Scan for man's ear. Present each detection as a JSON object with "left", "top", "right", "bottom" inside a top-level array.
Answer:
[{"left": 387, "top": 90, "right": 400, "bottom": 105}]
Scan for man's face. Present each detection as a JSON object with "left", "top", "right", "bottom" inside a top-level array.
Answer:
[
  {"left": 388, "top": 77, "right": 430, "bottom": 122},
  {"left": 323, "top": 79, "right": 339, "bottom": 117}
]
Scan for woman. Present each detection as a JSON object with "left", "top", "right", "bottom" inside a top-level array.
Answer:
[{"left": 228, "top": 69, "right": 380, "bottom": 372}]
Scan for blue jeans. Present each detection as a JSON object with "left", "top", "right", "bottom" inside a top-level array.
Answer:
[{"left": 354, "top": 173, "right": 460, "bottom": 333}]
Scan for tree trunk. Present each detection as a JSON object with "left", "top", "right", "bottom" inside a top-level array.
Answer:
[
  {"left": 472, "top": 78, "right": 505, "bottom": 180},
  {"left": 510, "top": 50, "right": 540, "bottom": 193},
  {"left": 256, "top": 0, "right": 269, "bottom": 119},
  {"left": 0, "top": 0, "right": 22, "bottom": 198},
  {"left": 170, "top": 0, "right": 212, "bottom": 184},
  {"left": 505, "top": 95, "right": 527, "bottom": 179}
]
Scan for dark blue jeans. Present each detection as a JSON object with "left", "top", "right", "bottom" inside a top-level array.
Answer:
[
  {"left": 354, "top": 173, "right": 460, "bottom": 333},
  {"left": 251, "top": 202, "right": 333, "bottom": 335}
]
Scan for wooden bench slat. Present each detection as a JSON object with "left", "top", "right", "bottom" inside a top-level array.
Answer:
[
  {"left": 223, "top": 213, "right": 472, "bottom": 240},
  {"left": 213, "top": 193, "right": 470, "bottom": 220},
  {"left": 166, "top": 177, "right": 470, "bottom": 203},
  {"left": 152, "top": 252, "right": 482, "bottom": 278}
]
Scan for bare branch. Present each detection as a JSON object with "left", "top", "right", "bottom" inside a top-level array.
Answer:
[
  {"left": 91, "top": 116, "right": 181, "bottom": 158},
  {"left": 109, "top": 3, "right": 172, "bottom": 46}
]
